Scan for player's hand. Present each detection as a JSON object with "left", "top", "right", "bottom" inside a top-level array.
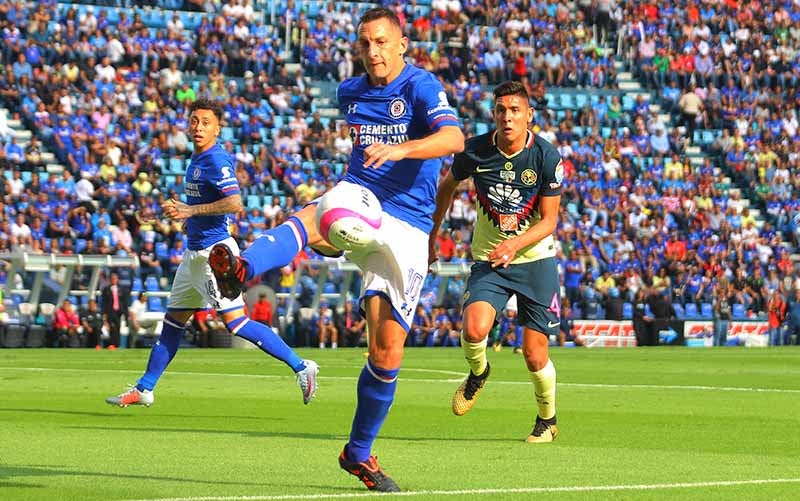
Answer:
[
  {"left": 363, "top": 142, "right": 406, "bottom": 169},
  {"left": 488, "top": 238, "right": 522, "bottom": 268},
  {"left": 162, "top": 199, "right": 192, "bottom": 221}
]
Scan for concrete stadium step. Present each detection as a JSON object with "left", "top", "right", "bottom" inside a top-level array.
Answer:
[
  {"left": 618, "top": 71, "right": 634, "bottom": 81},
  {"left": 317, "top": 108, "right": 339, "bottom": 117},
  {"left": 285, "top": 63, "right": 301, "bottom": 74},
  {"left": 618, "top": 81, "right": 641, "bottom": 91},
  {"left": 686, "top": 146, "right": 701, "bottom": 155}
]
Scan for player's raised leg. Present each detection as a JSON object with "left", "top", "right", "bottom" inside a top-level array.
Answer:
[
  {"left": 339, "top": 295, "right": 402, "bottom": 492},
  {"left": 210, "top": 206, "right": 339, "bottom": 300},
  {"left": 452, "top": 300, "right": 494, "bottom": 416},
  {"left": 523, "top": 327, "right": 558, "bottom": 443}
]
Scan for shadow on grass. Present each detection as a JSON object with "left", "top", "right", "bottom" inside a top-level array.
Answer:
[
  {"left": 64, "top": 424, "right": 519, "bottom": 443},
  {"left": 0, "top": 464, "right": 358, "bottom": 492},
  {"left": 0, "top": 408, "right": 285, "bottom": 421}
]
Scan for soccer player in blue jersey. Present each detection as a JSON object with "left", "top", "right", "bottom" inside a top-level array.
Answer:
[
  {"left": 208, "top": 7, "right": 463, "bottom": 492},
  {"left": 431, "top": 80, "right": 563, "bottom": 443},
  {"left": 105, "top": 98, "right": 318, "bottom": 408}
]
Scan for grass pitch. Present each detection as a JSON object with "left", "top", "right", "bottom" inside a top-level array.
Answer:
[{"left": 1, "top": 346, "right": 799, "bottom": 500}]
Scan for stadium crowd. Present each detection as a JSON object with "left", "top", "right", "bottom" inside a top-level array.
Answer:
[{"left": 1, "top": 0, "right": 800, "bottom": 347}]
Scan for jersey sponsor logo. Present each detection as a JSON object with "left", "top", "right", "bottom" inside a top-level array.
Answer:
[
  {"left": 348, "top": 123, "right": 409, "bottom": 146},
  {"left": 426, "top": 91, "right": 454, "bottom": 116},
  {"left": 389, "top": 98, "right": 407, "bottom": 118},
  {"left": 487, "top": 184, "right": 522, "bottom": 207},
  {"left": 504, "top": 161, "right": 513, "bottom": 170},
  {"left": 521, "top": 169, "right": 537, "bottom": 185},
  {"left": 552, "top": 160, "right": 564, "bottom": 187},
  {"left": 500, "top": 170, "right": 515, "bottom": 183},
  {"left": 499, "top": 214, "right": 519, "bottom": 231}
]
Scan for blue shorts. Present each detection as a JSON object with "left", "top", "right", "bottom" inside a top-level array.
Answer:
[{"left": 464, "top": 258, "right": 561, "bottom": 336}]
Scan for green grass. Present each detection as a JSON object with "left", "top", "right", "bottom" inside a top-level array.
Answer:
[{"left": 2, "top": 347, "right": 800, "bottom": 500}]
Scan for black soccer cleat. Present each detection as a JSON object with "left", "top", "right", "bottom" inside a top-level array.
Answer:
[
  {"left": 208, "top": 243, "right": 248, "bottom": 300},
  {"left": 338, "top": 444, "right": 400, "bottom": 492},
  {"left": 526, "top": 415, "right": 558, "bottom": 443}
]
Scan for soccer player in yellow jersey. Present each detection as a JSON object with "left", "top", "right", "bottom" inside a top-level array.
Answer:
[{"left": 430, "top": 80, "right": 563, "bottom": 442}]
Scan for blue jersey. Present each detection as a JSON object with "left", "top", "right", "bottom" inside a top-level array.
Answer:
[
  {"left": 184, "top": 143, "right": 240, "bottom": 250},
  {"left": 338, "top": 64, "right": 459, "bottom": 233}
]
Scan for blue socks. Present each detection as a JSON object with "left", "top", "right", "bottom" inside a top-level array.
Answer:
[
  {"left": 241, "top": 217, "right": 307, "bottom": 281},
  {"left": 137, "top": 314, "right": 184, "bottom": 391},
  {"left": 347, "top": 360, "right": 399, "bottom": 463},
  {"left": 227, "top": 316, "right": 306, "bottom": 372}
]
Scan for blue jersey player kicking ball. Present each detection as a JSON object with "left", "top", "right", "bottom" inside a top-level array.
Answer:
[
  {"left": 208, "top": 7, "right": 463, "bottom": 492},
  {"left": 431, "top": 80, "right": 563, "bottom": 443},
  {"left": 106, "top": 99, "right": 318, "bottom": 408}
]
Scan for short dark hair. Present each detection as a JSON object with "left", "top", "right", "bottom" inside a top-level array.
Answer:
[
  {"left": 493, "top": 80, "right": 530, "bottom": 104},
  {"left": 358, "top": 7, "right": 403, "bottom": 32},
  {"left": 190, "top": 98, "right": 223, "bottom": 122}
]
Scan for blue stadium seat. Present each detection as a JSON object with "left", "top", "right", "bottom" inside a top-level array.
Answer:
[
  {"left": 221, "top": 127, "right": 235, "bottom": 142},
  {"left": 574, "top": 93, "right": 588, "bottom": 108},
  {"left": 75, "top": 238, "right": 87, "bottom": 253},
  {"left": 560, "top": 94, "right": 574, "bottom": 109},
  {"left": 700, "top": 303, "right": 713, "bottom": 319},
  {"left": 732, "top": 303, "right": 747, "bottom": 319},
  {"left": 622, "top": 95, "right": 635, "bottom": 111},
  {"left": 475, "top": 122, "right": 489, "bottom": 135},
  {"left": 622, "top": 302, "right": 633, "bottom": 319},
  {"left": 246, "top": 195, "right": 261, "bottom": 210},
  {"left": 672, "top": 303, "right": 685, "bottom": 319},
  {"left": 684, "top": 303, "right": 699, "bottom": 319},
  {"left": 145, "top": 276, "right": 160, "bottom": 291},
  {"left": 132, "top": 278, "right": 143, "bottom": 293},
  {"left": 645, "top": 304, "right": 653, "bottom": 318},
  {"left": 169, "top": 157, "right": 184, "bottom": 174},
  {"left": 155, "top": 242, "right": 169, "bottom": 261},
  {"left": 148, "top": 295, "right": 165, "bottom": 312}
]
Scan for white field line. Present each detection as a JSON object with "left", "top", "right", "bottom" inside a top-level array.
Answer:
[
  {"left": 1, "top": 366, "right": 800, "bottom": 394},
  {"left": 121, "top": 477, "right": 800, "bottom": 501}
]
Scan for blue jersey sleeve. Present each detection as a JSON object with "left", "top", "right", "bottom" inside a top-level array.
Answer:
[
  {"left": 210, "top": 151, "right": 240, "bottom": 199},
  {"left": 411, "top": 72, "right": 459, "bottom": 133}
]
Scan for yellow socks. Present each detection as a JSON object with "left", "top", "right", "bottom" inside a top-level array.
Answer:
[
  {"left": 529, "top": 359, "right": 556, "bottom": 419},
  {"left": 461, "top": 333, "right": 488, "bottom": 376}
]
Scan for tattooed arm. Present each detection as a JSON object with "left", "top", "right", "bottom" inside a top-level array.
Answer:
[{"left": 161, "top": 194, "right": 243, "bottom": 221}]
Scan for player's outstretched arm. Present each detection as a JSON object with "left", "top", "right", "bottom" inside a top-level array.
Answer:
[
  {"left": 363, "top": 125, "right": 464, "bottom": 170},
  {"left": 162, "top": 194, "right": 243, "bottom": 220},
  {"left": 488, "top": 194, "right": 560, "bottom": 268},
  {"left": 428, "top": 170, "right": 460, "bottom": 264}
]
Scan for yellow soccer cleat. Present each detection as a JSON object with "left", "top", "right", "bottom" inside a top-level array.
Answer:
[
  {"left": 525, "top": 416, "right": 558, "bottom": 443},
  {"left": 451, "top": 363, "right": 490, "bottom": 416}
]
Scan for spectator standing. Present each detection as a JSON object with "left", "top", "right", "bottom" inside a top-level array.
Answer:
[{"left": 101, "top": 272, "right": 129, "bottom": 350}]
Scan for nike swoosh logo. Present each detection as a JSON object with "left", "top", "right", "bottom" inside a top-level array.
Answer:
[
  {"left": 475, "top": 166, "right": 494, "bottom": 173},
  {"left": 547, "top": 321, "right": 560, "bottom": 328}
]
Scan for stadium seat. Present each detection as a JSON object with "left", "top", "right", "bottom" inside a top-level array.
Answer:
[
  {"left": 221, "top": 127, "right": 235, "bottom": 142},
  {"left": 732, "top": 303, "right": 747, "bottom": 319},
  {"left": 700, "top": 303, "right": 713, "bottom": 319},
  {"left": 169, "top": 157, "right": 184, "bottom": 174},
  {"left": 148, "top": 296, "right": 165, "bottom": 312},
  {"left": 75, "top": 238, "right": 87, "bottom": 253},
  {"left": 684, "top": 303, "right": 699, "bottom": 319},
  {"left": 622, "top": 302, "right": 633, "bottom": 319},
  {"left": 475, "top": 122, "right": 489, "bottom": 135},
  {"left": 155, "top": 242, "right": 169, "bottom": 261},
  {"left": 145, "top": 276, "right": 160, "bottom": 291},
  {"left": 132, "top": 278, "right": 143, "bottom": 292},
  {"left": 672, "top": 303, "right": 685, "bottom": 319}
]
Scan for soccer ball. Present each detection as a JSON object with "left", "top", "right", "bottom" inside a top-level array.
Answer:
[{"left": 315, "top": 183, "right": 382, "bottom": 252}]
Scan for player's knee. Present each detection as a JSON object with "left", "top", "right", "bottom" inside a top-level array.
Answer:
[
  {"left": 462, "top": 322, "right": 490, "bottom": 343},
  {"left": 369, "top": 344, "right": 404, "bottom": 369}
]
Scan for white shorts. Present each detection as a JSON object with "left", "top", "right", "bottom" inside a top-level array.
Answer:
[
  {"left": 167, "top": 236, "right": 245, "bottom": 312},
  {"left": 348, "top": 213, "right": 429, "bottom": 331}
]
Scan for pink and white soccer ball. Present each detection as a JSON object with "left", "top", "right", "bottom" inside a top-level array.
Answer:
[{"left": 315, "top": 183, "right": 382, "bottom": 252}]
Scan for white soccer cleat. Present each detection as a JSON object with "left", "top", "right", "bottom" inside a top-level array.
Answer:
[
  {"left": 105, "top": 385, "right": 154, "bottom": 407},
  {"left": 296, "top": 360, "right": 319, "bottom": 404}
]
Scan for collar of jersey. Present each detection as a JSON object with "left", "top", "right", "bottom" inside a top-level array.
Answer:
[{"left": 492, "top": 129, "right": 533, "bottom": 159}]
